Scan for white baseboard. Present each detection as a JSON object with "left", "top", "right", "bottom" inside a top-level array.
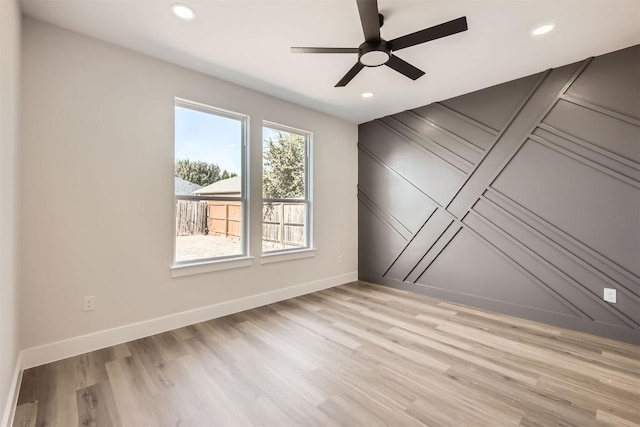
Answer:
[
  {"left": 1, "top": 351, "right": 23, "bottom": 427},
  {"left": 21, "top": 272, "right": 357, "bottom": 370}
]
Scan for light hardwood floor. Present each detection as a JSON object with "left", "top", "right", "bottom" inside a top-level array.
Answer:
[{"left": 13, "top": 281, "right": 640, "bottom": 427}]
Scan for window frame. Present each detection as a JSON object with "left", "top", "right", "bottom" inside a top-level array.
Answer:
[
  {"left": 261, "top": 121, "right": 313, "bottom": 254},
  {"left": 172, "top": 98, "right": 250, "bottom": 268}
]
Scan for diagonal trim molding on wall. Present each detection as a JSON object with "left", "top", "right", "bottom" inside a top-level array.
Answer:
[
  {"left": 358, "top": 45, "right": 640, "bottom": 344},
  {"left": 473, "top": 193, "right": 640, "bottom": 327}
]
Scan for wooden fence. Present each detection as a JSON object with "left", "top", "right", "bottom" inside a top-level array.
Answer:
[
  {"left": 176, "top": 199, "right": 306, "bottom": 249},
  {"left": 262, "top": 202, "right": 305, "bottom": 249},
  {"left": 175, "top": 199, "right": 207, "bottom": 236},
  {"left": 207, "top": 201, "right": 242, "bottom": 239}
]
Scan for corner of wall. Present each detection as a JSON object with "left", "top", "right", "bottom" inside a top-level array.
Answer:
[
  {"left": 0, "top": 0, "right": 21, "bottom": 422},
  {"left": 1, "top": 352, "right": 23, "bottom": 427}
]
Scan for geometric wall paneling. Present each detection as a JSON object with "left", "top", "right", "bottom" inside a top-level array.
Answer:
[
  {"left": 446, "top": 62, "right": 584, "bottom": 218},
  {"left": 491, "top": 140, "right": 640, "bottom": 278},
  {"left": 565, "top": 45, "right": 640, "bottom": 120},
  {"left": 404, "top": 221, "right": 461, "bottom": 285},
  {"left": 358, "top": 190, "right": 413, "bottom": 241},
  {"left": 359, "top": 45, "right": 640, "bottom": 344},
  {"left": 385, "top": 112, "right": 483, "bottom": 170},
  {"left": 542, "top": 98, "right": 640, "bottom": 163},
  {"left": 358, "top": 148, "right": 437, "bottom": 234},
  {"left": 440, "top": 73, "right": 543, "bottom": 134},
  {"left": 415, "top": 228, "right": 580, "bottom": 317},
  {"left": 384, "top": 209, "right": 453, "bottom": 282},
  {"left": 411, "top": 104, "right": 497, "bottom": 152},
  {"left": 483, "top": 189, "right": 640, "bottom": 304},
  {"left": 358, "top": 121, "right": 465, "bottom": 206},
  {"left": 358, "top": 199, "right": 409, "bottom": 277},
  {"left": 531, "top": 127, "right": 640, "bottom": 184},
  {"left": 466, "top": 199, "right": 639, "bottom": 329}
]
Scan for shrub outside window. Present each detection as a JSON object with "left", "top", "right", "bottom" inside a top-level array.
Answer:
[{"left": 262, "top": 123, "right": 312, "bottom": 253}]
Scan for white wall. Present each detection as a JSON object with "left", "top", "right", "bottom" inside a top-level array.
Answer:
[
  {"left": 0, "top": 0, "right": 21, "bottom": 422},
  {"left": 20, "top": 18, "right": 357, "bottom": 355}
]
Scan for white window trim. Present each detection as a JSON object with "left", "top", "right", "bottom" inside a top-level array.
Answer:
[
  {"left": 261, "top": 121, "right": 313, "bottom": 254},
  {"left": 172, "top": 98, "right": 250, "bottom": 270},
  {"left": 170, "top": 256, "right": 254, "bottom": 278},
  {"left": 259, "top": 248, "right": 316, "bottom": 264}
]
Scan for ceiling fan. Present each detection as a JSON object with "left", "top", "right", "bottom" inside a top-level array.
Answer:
[{"left": 291, "top": 0, "right": 468, "bottom": 87}]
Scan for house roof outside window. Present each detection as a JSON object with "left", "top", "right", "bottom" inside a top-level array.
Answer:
[
  {"left": 175, "top": 177, "right": 203, "bottom": 195},
  {"left": 192, "top": 175, "right": 241, "bottom": 197}
]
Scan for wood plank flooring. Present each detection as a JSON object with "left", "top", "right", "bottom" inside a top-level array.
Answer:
[{"left": 13, "top": 281, "right": 640, "bottom": 426}]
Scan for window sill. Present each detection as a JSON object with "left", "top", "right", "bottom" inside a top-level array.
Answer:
[
  {"left": 170, "top": 256, "right": 254, "bottom": 278},
  {"left": 259, "top": 248, "right": 316, "bottom": 264}
]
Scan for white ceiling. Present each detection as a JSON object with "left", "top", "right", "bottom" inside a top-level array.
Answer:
[{"left": 19, "top": 0, "right": 640, "bottom": 124}]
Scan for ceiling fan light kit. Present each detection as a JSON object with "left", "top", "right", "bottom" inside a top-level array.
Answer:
[
  {"left": 291, "top": 0, "right": 468, "bottom": 87},
  {"left": 359, "top": 40, "right": 391, "bottom": 66}
]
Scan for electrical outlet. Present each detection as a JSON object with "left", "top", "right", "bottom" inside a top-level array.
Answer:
[
  {"left": 338, "top": 254, "right": 343, "bottom": 264},
  {"left": 83, "top": 296, "right": 96, "bottom": 311},
  {"left": 603, "top": 288, "right": 616, "bottom": 303}
]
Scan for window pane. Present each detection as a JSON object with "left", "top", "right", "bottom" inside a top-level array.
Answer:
[
  {"left": 262, "top": 201, "right": 306, "bottom": 252},
  {"left": 175, "top": 200, "right": 243, "bottom": 262},
  {"left": 262, "top": 125, "right": 310, "bottom": 253},
  {"left": 262, "top": 128, "right": 306, "bottom": 199},
  {"left": 174, "top": 103, "right": 245, "bottom": 263}
]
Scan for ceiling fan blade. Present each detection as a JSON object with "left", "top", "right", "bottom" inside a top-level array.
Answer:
[
  {"left": 291, "top": 47, "right": 359, "bottom": 54},
  {"left": 335, "top": 62, "right": 365, "bottom": 87},
  {"left": 385, "top": 55, "right": 425, "bottom": 80},
  {"left": 356, "top": 0, "right": 381, "bottom": 42},
  {"left": 389, "top": 16, "right": 468, "bottom": 51}
]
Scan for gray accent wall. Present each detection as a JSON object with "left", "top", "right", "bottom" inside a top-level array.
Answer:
[{"left": 358, "top": 45, "right": 640, "bottom": 344}]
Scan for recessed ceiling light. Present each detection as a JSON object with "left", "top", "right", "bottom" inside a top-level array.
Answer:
[
  {"left": 361, "top": 92, "right": 375, "bottom": 98},
  {"left": 532, "top": 24, "right": 554, "bottom": 36},
  {"left": 171, "top": 4, "right": 195, "bottom": 20}
]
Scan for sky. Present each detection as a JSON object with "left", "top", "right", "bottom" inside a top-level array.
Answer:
[
  {"left": 175, "top": 106, "right": 242, "bottom": 174},
  {"left": 175, "top": 105, "right": 285, "bottom": 175}
]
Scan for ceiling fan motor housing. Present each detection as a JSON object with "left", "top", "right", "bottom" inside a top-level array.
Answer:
[{"left": 359, "top": 40, "right": 391, "bottom": 67}]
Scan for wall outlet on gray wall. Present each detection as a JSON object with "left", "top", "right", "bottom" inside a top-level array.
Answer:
[{"left": 603, "top": 288, "right": 617, "bottom": 303}]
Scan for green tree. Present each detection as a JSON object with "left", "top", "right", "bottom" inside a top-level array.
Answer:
[
  {"left": 175, "top": 159, "right": 236, "bottom": 187},
  {"left": 262, "top": 130, "right": 305, "bottom": 198}
]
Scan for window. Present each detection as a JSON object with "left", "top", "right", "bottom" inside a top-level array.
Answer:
[
  {"left": 174, "top": 99, "right": 247, "bottom": 265},
  {"left": 262, "top": 123, "right": 311, "bottom": 253}
]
